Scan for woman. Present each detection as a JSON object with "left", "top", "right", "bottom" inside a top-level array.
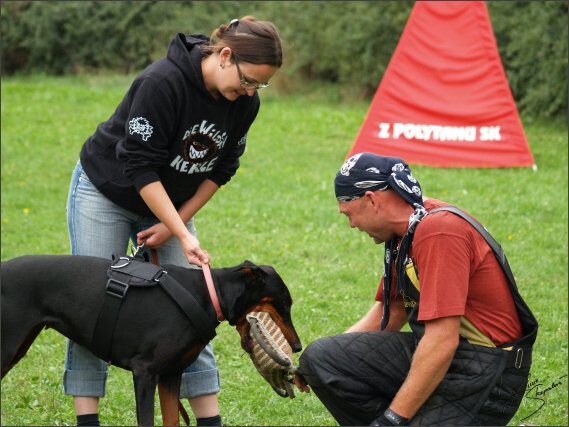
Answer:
[{"left": 65, "top": 16, "right": 282, "bottom": 426}]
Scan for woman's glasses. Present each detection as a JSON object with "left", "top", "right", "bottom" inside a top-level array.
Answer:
[{"left": 233, "top": 55, "right": 269, "bottom": 90}]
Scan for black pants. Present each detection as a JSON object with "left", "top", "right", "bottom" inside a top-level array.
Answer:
[{"left": 299, "top": 331, "right": 529, "bottom": 426}]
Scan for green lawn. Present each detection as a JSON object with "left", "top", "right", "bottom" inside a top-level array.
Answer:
[{"left": 1, "top": 75, "right": 567, "bottom": 426}]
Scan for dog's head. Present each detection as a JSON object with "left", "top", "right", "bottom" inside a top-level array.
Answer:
[{"left": 216, "top": 260, "right": 302, "bottom": 355}]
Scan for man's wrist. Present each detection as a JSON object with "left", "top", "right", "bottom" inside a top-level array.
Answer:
[
  {"left": 384, "top": 408, "right": 409, "bottom": 426},
  {"left": 369, "top": 409, "right": 409, "bottom": 426}
]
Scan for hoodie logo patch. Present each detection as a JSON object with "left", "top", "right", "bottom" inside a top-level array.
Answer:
[
  {"left": 170, "top": 120, "right": 232, "bottom": 175},
  {"left": 128, "top": 117, "right": 154, "bottom": 141},
  {"left": 183, "top": 131, "right": 219, "bottom": 165}
]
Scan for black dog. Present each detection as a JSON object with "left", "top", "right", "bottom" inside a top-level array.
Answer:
[{"left": 1, "top": 255, "right": 302, "bottom": 425}]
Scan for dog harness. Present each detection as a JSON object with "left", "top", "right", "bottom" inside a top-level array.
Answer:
[{"left": 92, "top": 254, "right": 217, "bottom": 362}]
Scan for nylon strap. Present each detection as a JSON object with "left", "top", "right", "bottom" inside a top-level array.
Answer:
[
  {"left": 92, "top": 259, "right": 216, "bottom": 362},
  {"left": 92, "top": 270, "right": 133, "bottom": 362},
  {"left": 428, "top": 206, "right": 538, "bottom": 357},
  {"left": 158, "top": 274, "right": 216, "bottom": 343}
]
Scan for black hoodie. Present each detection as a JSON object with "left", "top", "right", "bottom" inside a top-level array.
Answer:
[{"left": 80, "top": 34, "right": 260, "bottom": 218}]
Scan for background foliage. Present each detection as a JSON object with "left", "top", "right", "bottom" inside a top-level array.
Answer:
[{"left": 1, "top": 1, "right": 567, "bottom": 118}]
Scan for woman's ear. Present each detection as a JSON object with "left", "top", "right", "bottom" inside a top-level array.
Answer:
[{"left": 219, "top": 47, "right": 233, "bottom": 66}]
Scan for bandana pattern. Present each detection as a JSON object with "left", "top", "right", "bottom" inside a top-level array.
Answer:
[
  {"left": 334, "top": 153, "right": 427, "bottom": 330},
  {"left": 335, "top": 153, "right": 423, "bottom": 207}
]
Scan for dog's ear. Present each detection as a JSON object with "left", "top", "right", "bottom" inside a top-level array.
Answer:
[
  {"left": 235, "top": 260, "right": 257, "bottom": 269},
  {"left": 235, "top": 261, "right": 268, "bottom": 286},
  {"left": 232, "top": 260, "right": 256, "bottom": 273}
]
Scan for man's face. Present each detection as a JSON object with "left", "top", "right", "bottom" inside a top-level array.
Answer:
[{"left": 338, "top": 194, "right": 392, "bottom": 245}]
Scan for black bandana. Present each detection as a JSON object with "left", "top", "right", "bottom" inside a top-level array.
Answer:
[
  {"left": 334, "top": 153, "right": 427, "bottom": 330},
  {"left": 334, "top": 153, "right": 424, "bottom": 207}
]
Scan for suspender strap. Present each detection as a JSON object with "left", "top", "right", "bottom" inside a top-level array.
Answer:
[
  {"left": 429, "top": 206, "right": 516, "bottom": 284},
  {"left": 428, "top": 206, "right": 538, "bottom": 364}
]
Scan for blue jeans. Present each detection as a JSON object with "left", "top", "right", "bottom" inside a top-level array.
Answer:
[{"left": 63, "top": 160, "right": 220, "bottom": 398}]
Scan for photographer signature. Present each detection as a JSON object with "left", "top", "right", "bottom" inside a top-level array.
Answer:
[{"left": 520, "top": 373, "right": 568, "bottom": 421}]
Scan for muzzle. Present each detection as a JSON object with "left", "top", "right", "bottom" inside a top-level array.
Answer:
[{"left": 246, "top": 311, "right": 300, "bottom": 398}]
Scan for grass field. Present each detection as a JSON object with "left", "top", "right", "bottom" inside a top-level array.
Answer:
[{"left": 1, "top": 75, "right": 567, "bottom": 426}]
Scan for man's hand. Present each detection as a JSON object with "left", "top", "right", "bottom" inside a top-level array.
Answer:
[{"left": 292, "top": 373, "right": 311, "bottom": 393}]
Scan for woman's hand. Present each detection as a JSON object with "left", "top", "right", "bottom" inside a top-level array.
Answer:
[
  {"left": 179, "top": 234, "right": 210, "bottom": 266},
  {"left": 137, "top": 224, "right": 210, "bottom": 266},
  {"left": 138, "top": 180, "right": 217, "bottom": 267},
  {"left": 137, "top": 223, "right": 172, "bottom": 248}
]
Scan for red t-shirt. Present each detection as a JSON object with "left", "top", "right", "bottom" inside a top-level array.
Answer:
[{"left": 376, "top": 199, "right": 522, "bottom": 346}]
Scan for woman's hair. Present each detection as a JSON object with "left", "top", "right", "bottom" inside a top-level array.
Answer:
[{"left": 201, "top": 16, "right": 283, "bottom": 67}]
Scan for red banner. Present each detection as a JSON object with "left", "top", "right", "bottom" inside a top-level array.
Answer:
[{"left": 347, "top": 1, "right": 535, "bottom": 168}]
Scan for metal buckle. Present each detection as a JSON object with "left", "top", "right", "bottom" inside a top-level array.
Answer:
[
  {"left": 111, "top": 256, "right": 131, "bottom": 269},
  {"left": 514, "top": 348, "right": 524, "bottom": 369},
  {"left": 154, "top": 269, "right": 167, "bottom": 282},
  {"left": 106, "top": 278, "right": 129, "bottom": 299}
]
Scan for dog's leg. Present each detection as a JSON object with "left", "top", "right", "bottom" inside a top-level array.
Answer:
[
  {"left": 133, "top": 371, "right": 158, "bottom": 426},
  {"left": 158, "top": 373, "right": 183, "bottom": 426},
  {"left": 1, "top": 324, "right": 44, "bottom": 378}
]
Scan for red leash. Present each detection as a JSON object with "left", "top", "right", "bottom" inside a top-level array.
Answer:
[
  {"left": 150, "top": 248, "right": 224, "bottom": 322},
  {"left": 150, "top": 247, "right": 160, "bottom": 265},
  {"left": 201, "top": 262, "right": 225, "bottom": 322}
]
